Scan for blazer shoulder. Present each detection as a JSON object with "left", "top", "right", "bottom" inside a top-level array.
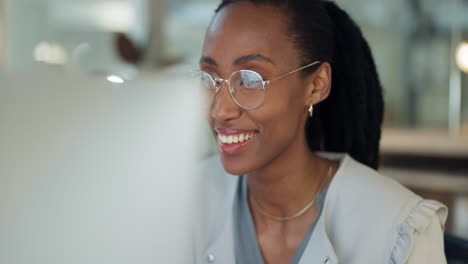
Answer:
[
  {"left": 323, "top": 155, "right": 425, "bottom": 261},
  {"left": 332, "top": 155, "right": 421, "bottom": 213}
]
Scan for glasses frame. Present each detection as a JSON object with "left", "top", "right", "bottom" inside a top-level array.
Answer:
[{"left": 200, "top": 60, "right": 322, "bottom": 110}]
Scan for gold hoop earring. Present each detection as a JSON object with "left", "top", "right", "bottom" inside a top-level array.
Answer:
[{"left": 308, "top": 105, "right": 314, "bottom": 117}]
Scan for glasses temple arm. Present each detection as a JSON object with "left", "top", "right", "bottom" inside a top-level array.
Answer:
[{"left": 265, "top": 61, "right": 322, "bottom": 84}]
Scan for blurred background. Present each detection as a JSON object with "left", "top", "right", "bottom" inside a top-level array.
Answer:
[{"left": 0, "top": 0, "right": 467, "bottom": 262}]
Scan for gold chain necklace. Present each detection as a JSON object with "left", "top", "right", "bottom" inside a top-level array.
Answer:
[{"left": 250, "top": 165, "right": 333, "bottom": 221}]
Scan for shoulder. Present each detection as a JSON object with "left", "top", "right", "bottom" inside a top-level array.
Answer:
[
  {"left": 329, "top": 153, "right": 418, "bottom": 212},
  {"left": 322, "top": 152, "right": 421, "bottom": 220},
  {"left": 322, "top": 153, "right": 447, "bottom": 263}
]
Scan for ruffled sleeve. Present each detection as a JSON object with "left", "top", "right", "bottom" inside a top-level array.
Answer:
[{"left": 390, "top": 200, "right": 448, "bottom": 264}]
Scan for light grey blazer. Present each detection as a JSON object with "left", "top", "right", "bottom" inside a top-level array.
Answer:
[{"left": 194, "top": 153, "right": 447, "bottom": 264}]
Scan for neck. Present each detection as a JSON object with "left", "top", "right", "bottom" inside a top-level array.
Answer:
[{"left": 247, "top": 138, "right": 335, "bottom": 220}]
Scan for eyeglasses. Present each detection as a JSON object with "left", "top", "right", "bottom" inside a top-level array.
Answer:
[{"left": 199, "top": 61, "right": 321, "bottom": 110}]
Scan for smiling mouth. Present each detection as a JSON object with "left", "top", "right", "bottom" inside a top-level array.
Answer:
[{"left": 217, "top": 131, "right": 257, "bottom": 144}]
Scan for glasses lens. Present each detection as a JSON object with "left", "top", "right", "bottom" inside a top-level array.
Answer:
[
  {"left": 230, "top": 70, "right": 265, "bottom": 109},
  {"left": 200, "top": 72, "right": 216, "bottom": 107}
]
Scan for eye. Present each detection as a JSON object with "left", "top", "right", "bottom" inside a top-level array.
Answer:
[{"left": 239, "top": 70, "right": 263, "bottom": 89}]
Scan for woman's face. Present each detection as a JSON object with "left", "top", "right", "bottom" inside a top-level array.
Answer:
[{"left": 200, "top": 2, "right": 315, "bottom": 175}]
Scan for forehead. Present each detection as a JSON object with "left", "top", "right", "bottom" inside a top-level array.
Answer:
[{"left": 202, "top": 2, "right": 298, "bottom": 66}]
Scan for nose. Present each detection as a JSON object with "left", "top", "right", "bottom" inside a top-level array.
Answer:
[{"left": 210, "top": 80, "right": 242, "bottom": 122}]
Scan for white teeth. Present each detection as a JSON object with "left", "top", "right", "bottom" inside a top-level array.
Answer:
[
  {"left": 239, "top": 134, "right": 245, "bottom": 142},
  {"left": 218, "top": 132, "right": 255, "bottom": 144},
  {"left": 218, "top": 134, "right": 226, "bottom": 143}
]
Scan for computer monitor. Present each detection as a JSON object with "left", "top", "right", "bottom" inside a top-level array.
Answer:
[{"left": 0, "top": 72, "right": 203, "bottom": 264}]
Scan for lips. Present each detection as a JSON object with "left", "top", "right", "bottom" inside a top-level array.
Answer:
[{"left": 215, "top": 128, "right": 258, "bottom": 155}]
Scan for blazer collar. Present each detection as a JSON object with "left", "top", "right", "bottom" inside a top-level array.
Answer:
[
  {"left": 298, "top": 152, "right": 347, "bottom": 264},
  {"left": 299, "top": 215, "right": 339, "bottom": 264}
]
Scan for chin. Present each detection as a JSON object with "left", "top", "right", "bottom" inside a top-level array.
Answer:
[{"left": 219, "top": 155, "right": 253, "bottom": 176}]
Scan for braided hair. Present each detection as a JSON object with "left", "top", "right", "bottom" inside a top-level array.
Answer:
[{"left": 214, "top": 0, "right": 384, "bottom": 169}]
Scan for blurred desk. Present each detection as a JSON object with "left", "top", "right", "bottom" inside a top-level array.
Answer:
[
  {"left": 381, "top": 128, "right": 468, "bottom": 159},
  {"left": 381, "top": 168, "right": 468, "bottom": 195}
]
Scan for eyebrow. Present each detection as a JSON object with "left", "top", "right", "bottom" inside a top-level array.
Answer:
[
  {"left": 199, "top": 54, "right": 275, "bottom": 67},
  {"left": 199, "top": 56, "right": 218, "bottom": 66},
  {"left": 233, "top": 54, "right": 275, "bottom": 66}
]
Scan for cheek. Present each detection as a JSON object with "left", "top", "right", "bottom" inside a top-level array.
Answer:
[
  {"left": 258, "top": 83, "right": 304, "bottom": 133},
  {"left": 255, "top": 110, "right": 301, "bottom": 153},
  {"left": 250, "top": 85, "right": 305, "bottom": 155}
]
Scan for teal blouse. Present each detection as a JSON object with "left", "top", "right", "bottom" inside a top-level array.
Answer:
[{"left": 234, "top": 175, "right": 328, "bottom": 264}]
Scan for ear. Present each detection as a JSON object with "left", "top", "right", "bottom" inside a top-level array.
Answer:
[{"left": 303, "top": 62, "right": 332, "bottom": 107}]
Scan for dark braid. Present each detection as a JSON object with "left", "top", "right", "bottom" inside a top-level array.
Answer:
[{"left": 214, "top": 0, "right": 384, "bottom": 169}]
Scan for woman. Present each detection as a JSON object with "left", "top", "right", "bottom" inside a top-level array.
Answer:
[{"left": 195, "top": 0, "right": 447, "bottom": 263}]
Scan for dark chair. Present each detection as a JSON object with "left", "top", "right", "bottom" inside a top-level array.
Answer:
[{"left": 445, "top": 233, "right": 468, "bottom": 263}]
